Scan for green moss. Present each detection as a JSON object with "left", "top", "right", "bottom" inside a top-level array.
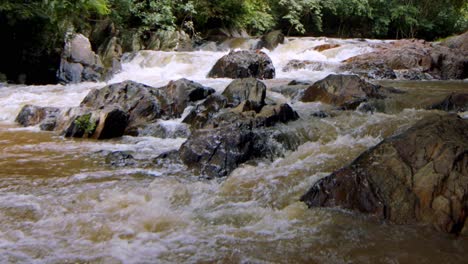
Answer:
[{"left": 74, "top": 113, "right": 96, "bottom": 135}]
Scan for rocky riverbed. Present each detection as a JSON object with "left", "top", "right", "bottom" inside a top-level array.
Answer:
[{"left": 1, "top": 35, "right": 467, "bottom": 263}]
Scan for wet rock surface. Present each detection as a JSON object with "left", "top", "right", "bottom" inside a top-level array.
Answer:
[
  {"left": 16, "top": 105, "right": 61, "bottom": 129},
  {"left": 429, "top": 93, "right": 468, "bottom": 113},
  {"left": 342, "top": 39, "right": 468, "bottom": 80},
  {"left": 179, "top": 79, "right": 299, "bottom": 178},
  {"left": 208, "top": 50, "right": 275, "bottom": 79},
  {"left": 222, "top": 78, "right": 266, "bottom": 110},
  {"left": 301, "top": 114, "right": 468, "bottom": 235},
  {"left": 299, "top": 74, "right": 399, "bottom": 109}
]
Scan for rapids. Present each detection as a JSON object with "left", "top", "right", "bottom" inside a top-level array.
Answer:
[{"left": 0, "top": 38, "right": 467, "bottom": 263}]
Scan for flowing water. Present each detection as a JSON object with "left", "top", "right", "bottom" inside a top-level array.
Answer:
[{"left": 0, "top": 38, "right": 467, "bottom": 263}]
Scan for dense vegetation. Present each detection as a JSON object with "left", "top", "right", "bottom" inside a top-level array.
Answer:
[{"left": 1, "top": 0, "right": 467, "bottom": 84}]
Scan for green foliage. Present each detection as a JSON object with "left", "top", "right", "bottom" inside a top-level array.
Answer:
[{"left": 74, "top": 114, "right": 96, "bottom": 135}]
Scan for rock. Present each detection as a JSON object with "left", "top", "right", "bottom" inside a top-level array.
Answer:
[
  {"left": 179, "top": 123, "right": 262, "bottom": 178},
  {"left": 106, "top": 151, "right": 135, "bottom": 167},
  {"left": 146, "top": 30, "right": 192, "bottom": 51},
  {"left": 222, "top": 78, "right": 266, "bottom": 110},
  {"left": 429, "top": 93, "right": 468, "bottom": 112},
  {"left": 340, "top": 60, "right": 397, "bottom": 80},
  {"left": 208, "top": 50, "right": 275, "bottom": 79},
  {"left": 283, "top": 60, "right": 337, "bottom": 72},
  {"left": 15, "top": 105, "right": 61, "bottom": 130},
  {"left": 183, "top": 94, "right": 229, "bottom": 129},
  {"left": 120, "top": 30, "right": 143, "bottom": 52},
  {"left": 57, "top": 33, "right": 105, "bottom": 84},
  {"left": 288, "top": 80, "right": 313, "bottom": 86},
  {"left": 91, "top": 107, "right": 129, "bottom": 139},
  {"left": 270, "top": 83, "right": 309, "bottom": 100},
  {"left": 137, "top": 121, "right": 190, "bottom": 138},
  {"left": 442, "top": 31, "right": 468, "bottom": 52},
  {"left": 343, "top": 39, "right": 468, "bottom": 80},
  {"left": 80, "top": 80, "right": 169, "bottom": 133},
  {"left": 256, "top": 30, "right": 285, "bottom": 50},
  {"left": 179, "top": 102, "right": 299, "bottom": 178},
  {"left": 97, "top": 36, "right": 123, "bottom": 78},
  {"left": 300, "top": 74, "right": 395, "bottom": 109},
  {"left": 256, "top": 104, "right": 300, "bottom": 127},
  {"left": 301, "top": 114, "right": 468, "bottom": 235},
  {"left": 313, "top": 43, "right": 340, "bottom": 52},
  {"left": 161, "top": 78, "right": 215, "bottom": 118}
]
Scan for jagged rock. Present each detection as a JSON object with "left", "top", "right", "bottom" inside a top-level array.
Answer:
[
  {"left": 222, "top": 78, "right": 266, "bottom": 110},
  {"left": 256, "top": 30, "right": 285, "bottom": 50},
  {"left": 179, "top": 102, "right": 299, "bottom": 178},
  {"left": 15, "top": 105, "right": 61, "bottom": 130},
  {"left": 301, "top": 114, "right": 468, "bottom": 235},
  {"left": 161, "top": 78, "right": 215, "bottom": 118},
  {"left": 429, "top": 93, "right": 468, "bottom": 112},
  {"left": 80, "top": 81, "right": 168, "bottom": 134},
  {"left": 208, "top": 50, "right": 275, "bottom": 79},
  {"left": 300, "top": 74, "right": 397, "bottom": 109},
  {"left": 183, "top": 94, "right": 229, "bottom": 129},
  {"left": 57, "top": 33, "right": 104, "bottom": 83},
  {"left": 342, "top": 39, "right": 468, "bottom": 80}
]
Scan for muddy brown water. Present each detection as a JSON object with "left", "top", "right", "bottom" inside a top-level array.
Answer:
[{"left": 1, "top": 79, "right": 467, "bottom": 263}]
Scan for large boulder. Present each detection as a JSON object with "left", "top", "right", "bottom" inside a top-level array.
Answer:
[
  {"left": 222, "top": 78, "right": 266, "bottom": 110},
  {"left": 299, "top": 74, "right": 396, "bottom": 109},
  {"left": 179, "top": 84, "right": 299, "bottom": 178},
  {"left": 342, "top": 39, "right": 468, "bottom": 80},
  {"left": 179, "top": 104, "right": 299, "bottom": 178},
  {"left": 429, "top": 93, "right": 468, "bottom": 113},
  {"left": 80, "top": 81, "right": 169, "bottom": 133},
  {"left": 301, "top": 114, "right": 468, "bottom": 235},
  {"left": 208, "top": 50, "right": 275, "bottom": 79},
  {"left": 57, "top": 33, "right": 105, "bottom": 84}
]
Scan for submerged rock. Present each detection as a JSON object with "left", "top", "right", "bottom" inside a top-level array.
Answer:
[
  {"left": 299, "top": 74, "right": 396, "bottom": 109},
  {"left": 15, "top": 105, "right": 61, "bottom": 130},
  {"left": 207, "top": 50, "right": 275, "bottom": 79},
  {"left": 301, "top": 114, "right": 468, "bottom": 235},
  {"left": 106, "top": 151, "right": 136, "bottom": 167},
  {"left": 429, "top": 93, "right": 468, "bottom": 113}
]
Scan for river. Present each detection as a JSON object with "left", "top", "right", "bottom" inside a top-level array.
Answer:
[{"left": 0, "top": 38, "right": 467, "bottom": 263}]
